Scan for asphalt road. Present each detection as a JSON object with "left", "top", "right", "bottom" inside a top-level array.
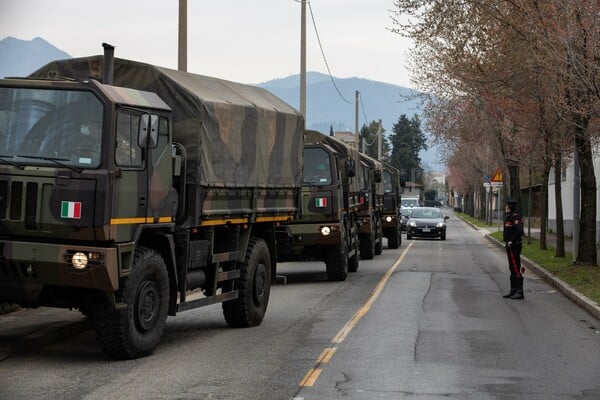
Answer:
[{"left": 1, "top": 210, "right": 600, "bottom": 399}]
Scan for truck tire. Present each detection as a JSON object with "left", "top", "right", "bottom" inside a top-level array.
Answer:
[
  {"left": 359, "top": 228, "right": 375, "bottom": 260},
  {"left": 375, "top": 219, "right": 384, "bottom": 255},
  {"left": 93, "top": 246, "right": 169, "bottom": 359},
  {"left": 223, "top": 237, "right": 271, "bottom": 328},
  {"left": 387, "top": 226, "right": 401, "bottom": 249},
  {"left": 348, "top": 220, "right": 360, "bottom": 273},
  {"left": 325, "top": 234, "right": 349, "bottom": 281}
]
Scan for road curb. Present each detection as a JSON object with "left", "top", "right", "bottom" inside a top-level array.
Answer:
[{"left": 484, "top": 234, "right": 600, "bottom": 321}]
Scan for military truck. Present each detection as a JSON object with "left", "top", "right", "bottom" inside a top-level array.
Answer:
[
  {"left": 381, "top": 161, "right": 402, "bottom": 249},
  {"left": 0, "top": 46, "right": 303, "bottom": 359},
  {"left": 356, "top": 153, "right": 384, "bottom": 258},
  {"left": 275, "top": 130, "right": 360, "bottom": 281}
]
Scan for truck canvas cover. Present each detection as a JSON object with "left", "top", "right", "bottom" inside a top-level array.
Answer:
[{"left": 31, "top": 56, "right": 303, "bottom": 189}]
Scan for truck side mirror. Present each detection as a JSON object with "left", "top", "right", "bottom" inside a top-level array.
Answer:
[
  {"left": 374, "top": 169, "right": 382, "bottom": 183},
  {"left": 138, "top": 114, "right": 159, "bottom": 149},
  {"left": 345, "top": 159, "right": 356, "bottom": 178}
]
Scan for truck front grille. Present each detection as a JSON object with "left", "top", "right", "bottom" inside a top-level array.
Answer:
[{"left": 0, "top": 179, "right": 41, "bottom": 230}]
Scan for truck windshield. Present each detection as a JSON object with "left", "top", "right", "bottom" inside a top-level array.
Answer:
[
  {"left": 383, "top": 170, "right": 393, "bottom": 193},
  {"left": 303, "top": 147, "right": 332, "bottom": 185},
  {"left": 0, "top": 87, "right": 103, "bottom": 168}
]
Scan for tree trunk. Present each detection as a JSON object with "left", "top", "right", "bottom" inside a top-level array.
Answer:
[
  {"left": 507, "top": 164, "right": 520, "bottom": 204},
  {"left": 553, "top": 151, "right": 565, "bottom": 257},
  {"left": 575, "top": 117, "right": 597, "bottom": 265}
]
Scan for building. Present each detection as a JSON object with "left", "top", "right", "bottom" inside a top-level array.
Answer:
[{"left": 548, "top": 151, "right": 600, "bottom": 243}]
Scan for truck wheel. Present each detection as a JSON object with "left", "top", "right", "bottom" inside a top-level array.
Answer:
[
  {"left": 93, "top": 246, "right": 169, "bottom": 359},
  {"left": 388, "top": 226, "right": 401, "bottom": 249},
  {"left": 223, "top": 237, "right": 271, "bottom": 328},
  {"left": 348, "top": 220, "right": 360, "bottom": 273},
  {"left": 375, "top": 219, "right": 384, "bottom": 255},
  {"left": 359, "top": 228, "right": 375, "bottom": 260},
  {"left": 325, "top": 233, "right": 349, "bottom": 281}
]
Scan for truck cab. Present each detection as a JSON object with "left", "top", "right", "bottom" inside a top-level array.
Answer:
[
  {"left": 381, "top": 161, "right": 402, "bottom": 249},
  {"left": 0, "top": 77, "right": 174, "bottom": 307},
  {"left": 276, "top": 130, "right": 360, "bottom": 281}
]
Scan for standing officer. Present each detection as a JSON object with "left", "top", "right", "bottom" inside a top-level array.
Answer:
[{"left": 503, "top": 198, "right": 525, "bottom": 299}]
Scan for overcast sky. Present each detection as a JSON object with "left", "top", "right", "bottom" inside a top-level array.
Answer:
[{"left": 1, "top": 0, "right": 414, "bottom": 87}]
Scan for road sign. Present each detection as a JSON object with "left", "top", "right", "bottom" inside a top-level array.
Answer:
[{"left": 491, "top": 169, "right": 503, "bottom": 183}]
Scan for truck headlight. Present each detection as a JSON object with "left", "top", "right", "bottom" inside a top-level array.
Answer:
[
  {"left": 385, "top": 216, "right": 393, "bottom": 222},
  {"left": 71, "top": 252, "right": 89, "bottom": 269},
  {"left": 320, "top": 226, "right": 332, "bottom": 236}
]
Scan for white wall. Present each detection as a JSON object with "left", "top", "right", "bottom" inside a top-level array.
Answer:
[{"left": 548, "top": 146, "right": 600, "bottom": 242}]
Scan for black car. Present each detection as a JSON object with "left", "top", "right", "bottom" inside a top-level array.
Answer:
[{"left": 406, "top": 207, "right": 449, "bottom": 240}]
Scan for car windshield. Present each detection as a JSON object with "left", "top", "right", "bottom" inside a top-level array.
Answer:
[
  {"left": 410, "top": 209, "right": 442, "bottom": 219},
  {"left": 0, "top": 87, "right": 103, "bottom": 168}
]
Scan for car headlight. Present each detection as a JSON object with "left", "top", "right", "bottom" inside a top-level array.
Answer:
[
  {"left": 437, "top": 222, "right": 446, "bottom": 228},
  {"left": 408, "top": 221, "right": 417, "bottom": 227},
  {"left": 320, "top": 226, "right": 332, "bottom": 236}
]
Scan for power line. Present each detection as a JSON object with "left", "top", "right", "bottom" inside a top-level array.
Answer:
[{"left": 306, "top": 2, "right": 352, "bottom": 104}]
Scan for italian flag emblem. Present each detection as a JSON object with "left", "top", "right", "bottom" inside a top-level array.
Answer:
[
  {"left": 315, "top": 197, "right": 327, "bottom": 207},
  {"left": 61, "top": 201, "right": 82, "bottom": 219}
]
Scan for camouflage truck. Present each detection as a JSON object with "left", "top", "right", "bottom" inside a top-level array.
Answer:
[
  {"left": 356, "top": 153, "right": 384, "bottom": 258},
  {"left": 275, "top": 130, "right": 360, "bottom": 281},
  {"left": 0, "top": 47, "right": 303, "bottom": 359},
  {"left": 381, "top": 161, "right": 402, "bottom": 249}
]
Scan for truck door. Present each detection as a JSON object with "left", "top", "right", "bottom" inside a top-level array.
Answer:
[{"left": 110, "top": 110, "right": 149, "bottom": 241}]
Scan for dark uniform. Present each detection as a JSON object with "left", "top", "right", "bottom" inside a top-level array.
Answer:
[{"left": 503, "top": 198, "right": 524, "bottom": 299}]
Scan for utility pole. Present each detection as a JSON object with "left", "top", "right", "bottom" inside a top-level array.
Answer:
[
  {"left": 356, "top": 91, "right": 361, "bottom": 152},
  {"left": 178, "top": 0, "right": 187, "bottom": 72},
  {"left": 377, "top": 119, "right": 382, "bottom": 160},
  {"left": 300, "top": 0, "right": 307, "bottom": 118}
]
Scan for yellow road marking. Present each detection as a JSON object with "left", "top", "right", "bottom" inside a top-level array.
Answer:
[
  {"left": 332, "top": 242, "right": 413, "bottom": 344},
  {"left": 299, "top": 242, "right": 414, "bottom": 387},
  {"left": 316, "top": 348, "right": 336, "bottom": 364},
  {"left": 299, "top": 368, "right": 322, "bottom": 387}
]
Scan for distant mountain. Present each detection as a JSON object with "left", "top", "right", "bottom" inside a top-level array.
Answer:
[
  {"left": 0, "top": 36, "right": 442, "bottom": 169},
  {"left": 257, "top": 72, "right": 421, "bottom": 133},
  {"left": 0, "top": 36, "right": 71, "bottom": 78},
  {"left": 257, "top": 73, "right": 441, "bottom": 169}
]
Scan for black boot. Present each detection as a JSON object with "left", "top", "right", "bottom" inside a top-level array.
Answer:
[
  {"left": 510, "top": 277, "right": 524, "bottom": 299},
  {"left": 503, "top": 277, "right": 516, "bottom": 298}
]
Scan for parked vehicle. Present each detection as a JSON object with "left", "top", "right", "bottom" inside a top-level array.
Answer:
[
  {"left": 0, "top": 46, "right": 304, "bottom": 358},
  {"left": 357, "top": 153, "right": 384, "bottom": 258},
  {"left": 406, "top": 207, "right": 449, "bottom": 240},
  {"left": 276, "top": 130, "right": 360, "bottom": 280},
  {"left": 381, "top": 161, "right": 402, "bottom": 249}
]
